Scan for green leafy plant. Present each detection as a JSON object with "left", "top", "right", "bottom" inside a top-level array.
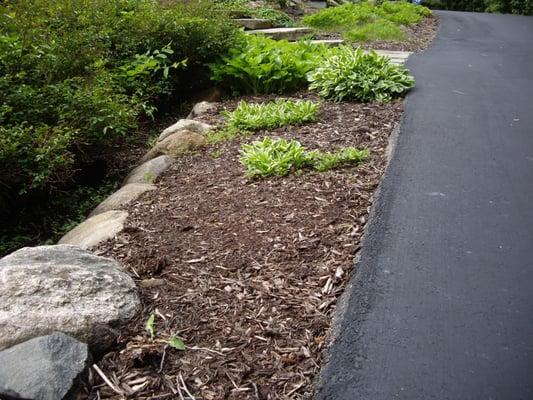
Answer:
[
  {"left": 313, "top": 147, "right": 369, "bottom": 172},
  {"left": 239, "top": 137, "right": 368, "bottom": 178},
  {"left": 146, "top": 313, "right": 156, "bottom": 340},
  {"left": 302, "top": 1, "right": 431, "bottom": 42},
  {"left": 254, "top": 7, "right": 295, "bottom": 27},
  {"left": 0, "top": 0, "right": 239, "bottom": 197},
  {"left": 346, "top": 20, "right": 406, "bottom": 42},
  {"left": 240, "top": 138, "right": 312, "bottom": 177},
  {"left": 210, "top": 35, "right": 326, "bottom": 94},
  {"left": 224, "top": 99, "right": 319, "bottom": 131},
  {"left": 168, "top": 336, "right": 186, "bottom": 351},
  {"left": 307, "top": 46, "right": 415, "bottom": 102}
]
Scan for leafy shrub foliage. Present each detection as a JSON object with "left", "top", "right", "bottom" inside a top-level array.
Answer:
[
  {"left": 303, "top": 1, "right": 431, "bottom": 42},
  {"left": 422, "top": 0, "right": 532, "bottom": 15},
  {"left": 210, "top": 36, "right": 326, "bottom": 94},
  {"left": 215, "top": 0, "right": 295, "bottom": 26},
  {"left": 0, "top": 0, "right": 238, "bottom": 195},
  {"left": 239, "top": 137, "right": 368, "bottom": 178},
  {"left": 307, "top": 47, "right": 415, "bottom": 102},
  {"left": 254, "top": 7, "right": 295, "bottom": 27},
  {"left": 346, "top": 20, "right": 406, "bottom": 42},
  {"left": 224, "top": 99, "right": 319, "bottom": 131}
]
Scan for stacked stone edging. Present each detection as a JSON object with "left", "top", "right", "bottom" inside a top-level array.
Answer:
[{"left": 59, "top": 100, "right": 216, "bottom": 250}]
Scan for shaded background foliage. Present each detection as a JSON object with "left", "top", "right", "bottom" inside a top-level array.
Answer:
[
  {"left": 0, "top": 0, "right": 239, "bottom": 254},
  {"left": 422, "top": 0, "right": 533, "bottom": 15}
]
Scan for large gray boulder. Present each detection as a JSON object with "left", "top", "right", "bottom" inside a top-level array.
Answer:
[
  {"left": 158, "top": 119, "right": 212, "bottom": 142},
  {"left": 89, "top": 183, "right": 156, "bottom": 217},
  {"left": 0, "top": 332, "right": 90, "bottom": 400},
  {"left": 123, "top": 155, "right": 172, "bottom": 185},
  {"left": 58, "top": 210, "right": 128, "bottom": 249},
  {"left": 0, "top": 245, "right": 140, "bottom": 352}
]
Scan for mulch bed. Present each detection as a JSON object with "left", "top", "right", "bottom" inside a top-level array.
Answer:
[
  {"left": 86, "top": 19, "right": 438, "bottom": 398},
  {"left": 87, "top": 93, "right": 402, "bottom": 399},
  {"left": 317, "top": 14, "right": 439, "bottom": 52}
]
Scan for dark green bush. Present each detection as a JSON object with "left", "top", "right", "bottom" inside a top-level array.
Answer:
[
  {"left": 422, "top": 0, "right": 532, "bottom": 14},
  {"left": 210, "top": 35, "right": 327, "bottom": 94},
  {"left": 0, "top": 0, "right": 238, "bottom": 195}
]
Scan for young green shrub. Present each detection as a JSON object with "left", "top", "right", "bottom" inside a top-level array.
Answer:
[
  {"left": 240, "top": 138, "right": 312, "bottom": 177},
  {"left": 239, "top": 137, "right": 368, "bottom": 178},
  {"left": 210, "top": 35, "right": 326, "bottom": 94},
  {"left": 224, "top": 99, "right": 319, "bottom": 131},
  {"left": 313, "top": 147, "right": 370, "bottom": 172},
  {"left": 307, "top": 46, "right": 415, "bottom": 102}
]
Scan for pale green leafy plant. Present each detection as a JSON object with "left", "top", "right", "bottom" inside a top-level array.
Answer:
[
  {"left": 312, "top": 147, "right": 369, "bottom": 172},
  {"left": 224, "top": 99, "right": 319, "bottom": 131},
  {"left": 307, "top": 46, "right": 415, "bottom": 102},
  {"left": 239, "top": 137, "right": 368, "bottom": 178},
  {"left": 146, "top": 313, "right": 155, "bottom": 340}
]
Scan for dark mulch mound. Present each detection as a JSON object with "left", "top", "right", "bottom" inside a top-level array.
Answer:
[
  {"left": 317, "top": 14, "right": 439, "bottom": 52},
  {"left": 87, "top": 92, "right": 403, "bottom": 399}
]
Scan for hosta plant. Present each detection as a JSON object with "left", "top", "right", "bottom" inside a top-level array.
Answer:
[
  {"left": 240, "top": 138, "right": 311, "bottom": 177},
  {"left": 224, "top": 99, "right": 319, "bottom": 131},
  {"left": 210, "top": 35, "right": 326, "bottom": 94},
  {"left": 307, "top": 46, "right": 415, "bottom": 102},
  {"left": 240, "top": 137, "right": 368, "bottom": 178}
]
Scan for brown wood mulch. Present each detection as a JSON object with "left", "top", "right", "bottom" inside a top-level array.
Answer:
[
  {"left": 86, "top": 19, "right": 438, "bottom": 399},
  {"left": 87, "top": 93, "right": 402, "bottom": 400}
]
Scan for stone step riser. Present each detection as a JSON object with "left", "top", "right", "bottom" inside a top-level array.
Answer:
[
  {"left": 233, "top": 18, "right": 273, "bottom": 30},
  {"left": 247, "top": 27, "right": 314, "bottom": 41}
]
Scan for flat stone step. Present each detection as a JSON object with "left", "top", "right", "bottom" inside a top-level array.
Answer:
[
  {"left": 305, "top": 41, "right": 412, "bottom": 64},
  {"left": 309, "top": 39, "right": 344, "bottom": 46},
  {"left": 374, "top": 50, "right": 412, "bottom": 65},
  {"left": 233, "top": 18, "right": 272, "bottom": 30},
  {"left": 247, "top": 27, "right": 314, "bottom": 41},
  {"left": 307, "top": 1, "right": 328, "bottom": 9}
]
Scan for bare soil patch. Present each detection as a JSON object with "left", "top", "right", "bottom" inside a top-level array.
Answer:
[{"left": 87, "top": 92, "right": 403, "bottom": 399}]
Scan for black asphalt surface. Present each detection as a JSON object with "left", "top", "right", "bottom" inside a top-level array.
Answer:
[{"left": 316, "top": 11, "right": 533, "bottom": 400}]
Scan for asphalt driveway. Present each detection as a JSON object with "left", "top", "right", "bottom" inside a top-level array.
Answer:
[{"left": 316, "top": 11, "right": 533, "bottom": 400}]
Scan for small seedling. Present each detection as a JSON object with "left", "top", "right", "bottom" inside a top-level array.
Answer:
[
  {"left": 146, "top": 313, "right": 155, "bottom": 340},
  {"left": 168, "top": 336, "right": 186, "bottom": 350}
]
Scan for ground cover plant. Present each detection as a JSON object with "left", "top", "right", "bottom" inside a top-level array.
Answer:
[
  {"left": 308, "top": 46, "right": 416, "bottom": 102},
  {"left": 0, "top": 0, "right": 239, "bottom": 254},
  {"left": 206, "top": 98, "right": 319, "bottom": 144},
  {"left": 303, "top": 0, "right": 431, "bottom": 42},
  {"left": 240, "top": 137, "right": 368, "bottom": 178},
  {"left": 224, "top": 99, "right": 319, "bottom": 130},
  {"left": 210, "top": 35, "right": 327, "bottom": 94}
]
